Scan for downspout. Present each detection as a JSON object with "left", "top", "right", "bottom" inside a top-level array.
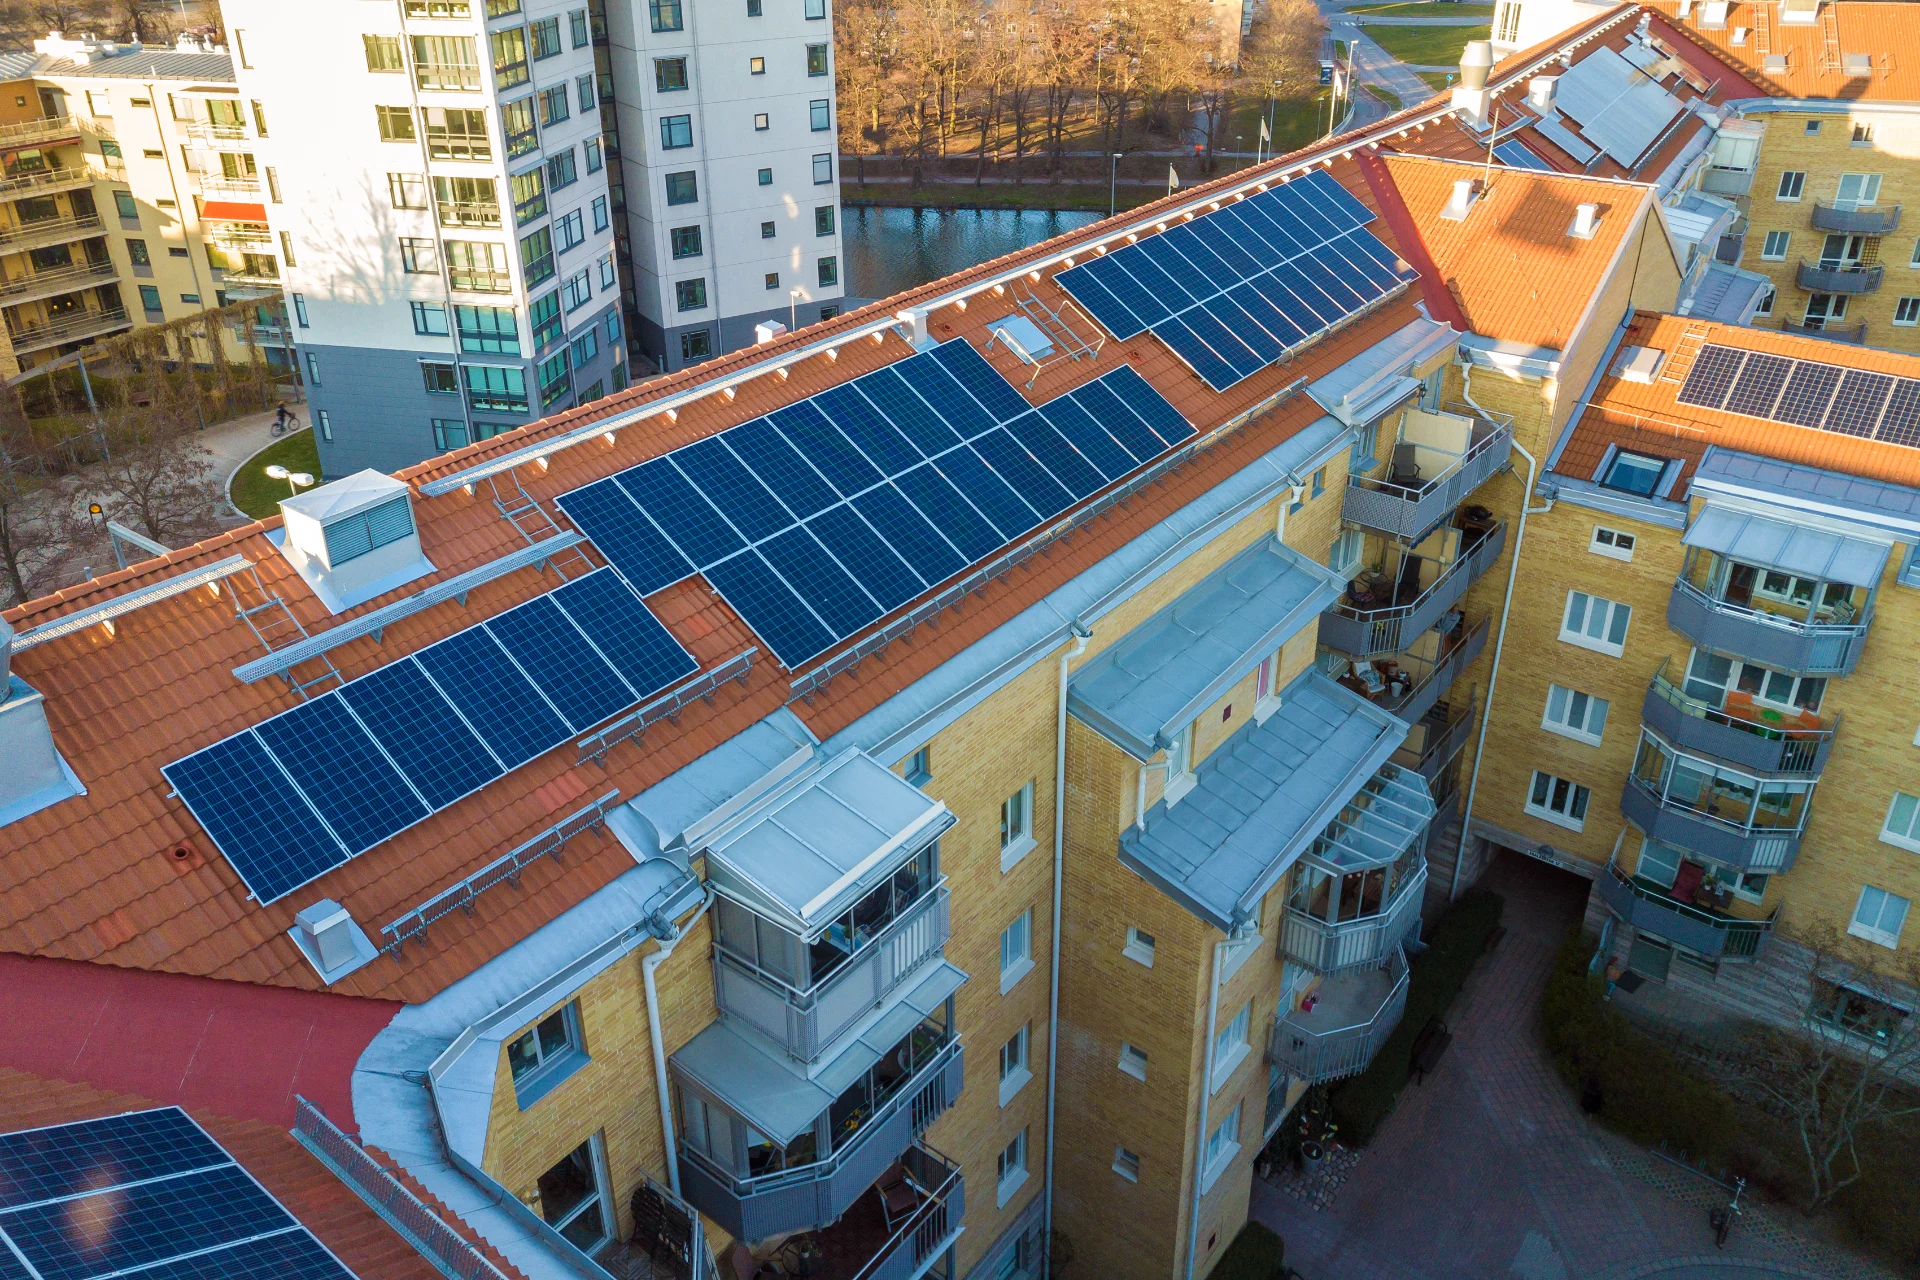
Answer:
[
  {"left": 643, "top": 885, "right": 714, "bottom": 1195},
  {"left": 1042, "top": 619, "right": 1092, "bottom": 1280},
  {"left": 1183, "top": 938, "right": 1230, "bottom": 1280}
]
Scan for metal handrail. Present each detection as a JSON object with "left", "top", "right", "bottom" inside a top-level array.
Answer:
[
  {"left": 1670, "top": 578, "right": 1871, "bottom": 641},
  {"left": 1602, "top": 858, "right": 1778, "bottom": 937},
  {"left": 0, "top": 260, "right": 117, "bottom": 298},
  {"left": 575, "top": 648, "right": 755, "bottom": 762}
]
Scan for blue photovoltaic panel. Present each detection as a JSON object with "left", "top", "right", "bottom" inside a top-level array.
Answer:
[
  {"left": 166, "top": 569, "right": 695, "bottom": 902},
  {"left": 0, "top": 1108, "right": 359, "bottom": 1280},
  {"left": 704, "top": 550, "right": 836, "bottom": 669}
]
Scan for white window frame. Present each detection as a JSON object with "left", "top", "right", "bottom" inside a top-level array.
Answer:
[
  {"left": 1879, "top": 791, "right": 1920, "bottom": 853},
  {"left": 1896, "top": 297, "right": 1920, "bottom": 327},
  {"left": 1210, "top": 1001, "right": 1252, "bottom": 1094},
  {"left": 998, "top": 1023, "right": 1032, "bottom": 1106},
  {"left": 1560, "top": 590, "right": 1631, "bottom": 656},
  {"left": 1122, "top": 926, "right": 1155, "bottom": 968},
  {"left": 1199, "top": 1102, "right": 1241, "bottom": 1194},
  {"left": 996, "top": 1129, "right": 1029, "bottom": 1207},
  {"left": 1117, "top": 1042, "right": 1148, "bottom": 1081},
  {"left": 1589, "top": 526, "right": 1636, "bottom": 561},
  {"left": 1000, "top": 780, "right": 1036, "bottom": 872},
  {"left": 1542, "top": 684, "right": 1610, "bottom": 746},
  {"left": 1112, "top": 1145, "right": 1141, "bottom": 1182},
  {"left": 1849, "top": 884, "right": 1910, "bottom": 949},
  {"left": 1760, "top": 230, "right": 1791, "bottom": 261},
  {"left": 1000, "top": 908, "right": 1034, "bottom": 994},
  {"left": 1526, "top": 769, "right": 1591, "bottom": 832}
]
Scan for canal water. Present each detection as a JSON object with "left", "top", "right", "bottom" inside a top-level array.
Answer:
[{"left": 842, "top": 206, "right": 1103, "bottom": 300}]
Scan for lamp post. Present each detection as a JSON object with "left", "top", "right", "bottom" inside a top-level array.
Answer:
[{"left": 1109, "top": 152, "right": 1121, "bottom": 217}]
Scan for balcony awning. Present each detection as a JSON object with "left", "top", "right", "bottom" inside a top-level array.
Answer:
[
  {"left": 200, "top": 200, "right": 267, "bottom": 222},
  {"left": 704, "top": 748, "right": 955, "bottom": 941},
  {"left": 1068, "top": 535, "right": 1344, "bottom": 761},
  {"left": 1682, "top": 506, "right": 1891, "bottom": 587}
]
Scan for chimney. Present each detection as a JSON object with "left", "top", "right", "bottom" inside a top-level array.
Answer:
[
  {"left": 754, "top": 319, "right": 787, "bottom": 344},
  {"left": 1450, "top": 40, "right": 1496, "bottom": 127},
  {"left": 1440, "top": 178, "right": 1480, "bottom": 222},
  {"left": 896, "top": 307, "right": 931, "bottom": 349},
  {"left": 0, "top": 617, "right": 86, "bottom": 827},
  {"left": 1569, "top": 202, "right": 1600, "bottom": 238},
  {"left": 291, "top": 899, "right": 376, "bottom": 983},
  {"left": 1528, "top": 76, "right": 1559, "bottom": 113}
]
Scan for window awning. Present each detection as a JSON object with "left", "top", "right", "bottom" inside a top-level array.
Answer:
[
  {"left": 199, "top": 201, "right": 267, "bottom": 222},
  {"left": 1682, "top": 506, "right": 1891, "bottom": 587}
]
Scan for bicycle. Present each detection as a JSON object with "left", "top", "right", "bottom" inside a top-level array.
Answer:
[{"left": 1708, "top": 1175, "right": 1746, "bottom": 1247}]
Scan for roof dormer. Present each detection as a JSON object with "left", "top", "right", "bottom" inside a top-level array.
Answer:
[{"left": 277, "top": 470, "right": 434, "bottom": 612}]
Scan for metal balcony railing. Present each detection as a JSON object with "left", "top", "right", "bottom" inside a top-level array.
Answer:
[
  {"left": 0, "top": 260, "right": 118, "bottom": 302},
  {"left": 1595, "top": 860, "right": 1776, "bottom": 960},
  {"left": 1809, "top": 201, "right": 1900, "bottom": 234},
  {"left": 1321, "top": 522, "right": 1505, "bottom": 658},
  {"left": 0, "top": 163, "right": 121, "bottom": 198},
  {"left": 1267, "top": 945, "right": 1409, "bottom": 1084},
  {"left": 1667, "top": 579, "right": 1870, "bottom": 677},
  {"left": 1281, "top": 863, "right": 1426, "bottom": 976},
  {"left": 1342, "top": 421, "right": 1512, "bottom": 541},
  {"left": 7, "top": 304, "right": 131, "bottom": 352},
  {"left": 0, "top": 212, "right": 104, "bottom": 250},
  {"left": 1796, "top": 259, "right": 1883, "bottom": 294},
  {"left": 1642, "top": 662, "right": 1836, "bottom": 777},
  {"left": 1619, "top": 773, "right": 1805, "bottom": 874}
]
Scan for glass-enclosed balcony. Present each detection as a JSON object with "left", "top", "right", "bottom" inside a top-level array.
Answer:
[
  {"left": 1595, "top": 856, "right": 1775, "bottom": 960},
  {"left": 1622, "top": 728, "right": 1812, "bottom": 873},
  {"left": 1644, "top": 658, "right": 1836, "bottom": 777},
  {"left": 1321, "top": 518, "right": 1505, "bottom": 659},
  {"left": 1343, "top": 407, "right": 1511, "bottom": 542},
  {"left": 1267, "top": 945, "right": 1409, "bottom": 1084},
  {"left": 1670, "top": 538, "right": 1878, "bottom": 676},
  {"left": 1281, "top": 765, "right": 1432, "bottom": 975}
]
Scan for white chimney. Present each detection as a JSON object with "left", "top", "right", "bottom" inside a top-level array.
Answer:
[
  {"left": 0, "top": 616, "right": 86, "bottom": 827},
  {"left": 1528, "top": 76, "right": 1559, "bottom": 113},
  {"left": 291, "top": 899, "right": 377, "bottom": 983},
  {"left": 1570, "top": 203, "right": 1600, "bottom": 238},
  {"left": 1450, "top": 40, "right": 1496, "bottom": 127},
  {"left": 754, "top": 319, "right": 787, "bottom": 344},
  {"left": 278, "top": 470, "right": 434, "bottom": 613},
  {"left": 897, "top": 307, "right": 931, "bottom": 349},
  {"left": 1441, "top": 178, "right": 1480, "bottom": 221}
]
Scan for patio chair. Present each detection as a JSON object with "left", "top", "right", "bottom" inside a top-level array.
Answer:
[{"left": 875, "top": 1162, "right": 920, "bottom": 1230}]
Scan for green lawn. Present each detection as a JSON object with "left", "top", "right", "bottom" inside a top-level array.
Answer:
[
  {"left": 1349, "top": 1, "right": 1493, "bottom": 15},
  {"left": 229, "top": 428, "right": 321, "bottom": 520},
  {"left": 1356, "top": 22, "right": 1492, "bottom": 67}
]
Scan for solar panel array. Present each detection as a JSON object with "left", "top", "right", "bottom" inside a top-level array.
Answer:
[
  {"left": 0, "top": 1108, "right": 359, "bottom": 1280},
  {"left": 1676, "top": 343, "right": 1920, "bottom": 445},
  {"left": 165, "top": 568, "right": 696, "bottom": 903},
  {"left": 1050, "top": 169, "right": 1415, "bottom": 393},
  {"left": 555, "top": 339, "right": 1191, "bottom": 670}
]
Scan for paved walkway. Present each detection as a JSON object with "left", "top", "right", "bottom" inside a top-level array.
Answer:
[{"left": 1250, "top": 853, "right": 1893, "bottom": 1280}]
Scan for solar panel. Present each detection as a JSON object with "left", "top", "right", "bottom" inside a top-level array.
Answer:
[
  {"left": 0, "top": 1108, "right": 359, "bottom": 1280},
  {"left": 1054, "top": 169, "right": 1413, "bottom": 392},
  {"left": 165, "top": 568, "right": 695, "bottom": 903}
]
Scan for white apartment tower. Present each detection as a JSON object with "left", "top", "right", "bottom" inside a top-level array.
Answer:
[
  {"left": 222, "top": 0, "right": 627, "bottom": 475},
  {"left": 602, "top": 0, "right": 845, "bottom": 371}
]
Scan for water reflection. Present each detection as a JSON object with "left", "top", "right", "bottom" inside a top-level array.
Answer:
[{"left": 843, "top": 206, "right": 1102, "bottom": 300}]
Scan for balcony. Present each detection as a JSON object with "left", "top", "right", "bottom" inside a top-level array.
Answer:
[
  {"left": 1392, "top": 695, "right": 1476, "bottom": 785},
  {"left": 1267, "top": 945, "right": 1409, "bottom": 1084},
  {"left": 7, "top": 304, "right": 131, "bottom": 353},
  {"left": 1668, "top": 580, "right": 1870, "bottom": 676},
  {"left": 1321, "top": 521, "right": 1504, "bottom": 658},
  {"left": 1642, "top": 664, "right": 1835, "bottom": 777},
  {"left": 678, "top": 1035, "right": 963, "bottom": 1243},
  {"left": 1336, "top": 614, "right": 1489, "bottom": 730},
  {"left": 1595, "top": 860, "right": 1775, "bottom": 960},
  {"left": 0, "top": 163, "right": 121, "bottom": 200},
  {"left": 1619, "top": 742, "right": 1807, "bottom": 874},
  {"left": 714, "top": 883, "right": 951, "bottom": 1063},
  {"left": 1282, "top": 861, "right": 1425, "bottom": 976},
  {"left": 0, "top": 212, "right": 104, "bottom": 252},
  {"left": 1796, "top": 259, "right": 1883, "bottom": 294},
  {"left": 0, "top": 260, "right": 118, "bottom": 306},
  {"left": 1810, "top": 201, "right": 1900, "bottom": 234},
  {"left": 781, "top": 1145, "right": 962, "bottom": 1280},
  {"left": 1342, "top": 415, "right": 1512, "bottom": 542}
]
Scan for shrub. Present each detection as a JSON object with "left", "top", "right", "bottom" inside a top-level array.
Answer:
[{"left": 1208, "top": 1222, "right": 1285, "bottom": 1280}]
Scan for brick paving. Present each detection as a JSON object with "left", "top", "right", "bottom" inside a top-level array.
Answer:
[{"left": 1249, "top": 853, "right": 1892, "bottom": 1280}]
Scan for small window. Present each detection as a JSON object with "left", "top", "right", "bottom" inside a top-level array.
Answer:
[
  {"left": 680, "top": 329, "right": 711, "bottom": 361},
  {"left": 1542, "top": 684, "right": 1609, "bottom": 745},
  {"left": 760, "top": 220, "right": 776, "bottom": 238},
  {"left": 420, "top": 361, "right": 458, "bottom": 394},
  {"left": 758, "top": 167, "right": 774, "bottom": 187},
  {"left": 812, "top": 154, "right": 832, "bottom": 185},
  {"left": 996, "top": 1129, "right": 1029, "bottom": 1206},
  {"left": 376, "top": 104, "right": 417, "bottom": 141},
  {"left": 1599, "top": 450, "right": 1668, "bottom": 496},
  {"left": 810, "top": 98, "right": 831, "bottom": 131},
  {"left": 666, "top": 171, "right": 698, "bottom": 205},
  {"left": 1112, "top": 1146, "right": 1141, "bottom": 1182},
  {"left": 754, "top": 112, "right": 769, "bottom": 131},
  {"left": 1850, "top": 884, "right": 1910, "bottom": 949},
  {"left": 817, "top": 256, "right": 837, "bottom": 288},
  {"left": 904, "top": 745, "right": 931, "bottom": 785},
  {"left": 1880, "top": 791, "right": 1920, "bottom": 852},
  {"left": 1589, "top": 526, "right": 1635, "bottom": 560},
  {"left": 749, "top": 56, "right": 765, "bottom": 75},
  {"left": 1122, "top": 926, "right": 1154, "bottom": 968},
  {"left": 675, "top": 277, "right": 707, "bottom": 312},
  {"left": 1761, "top": 230, "right": 1791, "bottom": 261},
  {"left": 670, "top": 225, "right": 702, "bottom": 259},
  {"left": 655, "top": 56, "right": 688, "bottom": 91},
  {"left": 1776, "top": 170, "right": 1806, "bottom": 201},
  {"left": 1561, "top": 591, "right": 1631, "bottom": 657},
  {"left": 1000, "top": 907, "right": 1033, "bottom": 993},
  {"left": 1526, "top": 769, "right": 1590, "bottom": 832},
  {"left": 1896, "top": 298, "right": 1920, "bottom": 327},
  {"left": 998, "top": 1023, "right": 1031, "bottom": 1106},
  {"left": 1000, "top": 781, "right": 1034, "bottom": 871},
  {"left": 400, "top": 237, "right": 437, "bottom": 273},
  {"left": 815, "top": 205, "right": 835, "bottom": 237},
  {"left": 363, "top": 34, "right": 404, "bottom": 72},
  {"left": 411, "top": 301, "right": 449, "bottom": 335},
  {"left": 806, "top": 43, "right": 828, "bottom": 75},
  {"left": 1117, "top": 1042, "right": 1148, "bottom": 1080}
]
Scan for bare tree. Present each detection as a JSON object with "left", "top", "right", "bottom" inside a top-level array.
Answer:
[{"left": 1727, "top": 928, "right": 1920, "bottom": 1211}]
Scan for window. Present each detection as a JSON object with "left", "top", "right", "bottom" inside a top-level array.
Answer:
[
  {"left": 666, "top": 171, "right": 698, "bottom": 205},
  {"left": 1201, "top": 1103, "right": 1241, "bottom": 1192},
  {"left": 570, "top": 8, "right": 590, "bottom": 46},
  {"left": 456, "top": 305, "right": 518, "bottom": 354},
  {"left": 1880, "top": 791, "right": 1920, "bottom": 852},
  {"left": 1122, "top": 926, "right": 1154, "bottom": 968},
  {"left": 126, "top": 238, "right": 150, "bottom": 267},
  {"left": 539, "top": 350, "right": 572, "bottom": 407},
  {"left": 1001, "top": 781, "right": 1034, "bottom": 871},
  {"left": 113, "top": 190, "right": 137, "bottom": 220},
  {"left": 650, "top": 0, "right": 683, "bottom": 31},
  {"left": 138, "top": 284, "right": 161, "bottom": 313},
  {"left": 502, "top": 96, "right": 539, "bottom": 157},
  {"left": 660, "top": 114, "right": 693, "bottom": 149},
  {"left": 1835, "top": 173, "right": 1883, "bottom": 206},
  {"left": 556, "top": 209, "right": 585, "bottom": 252},
  {"left": 655, "top": 56, "right": 688, "bottom": 91},
  {"left": 364, "top": 34, "right": 404, "bottom": 72},
  {"left": 521, "top": 225, "right": 555, "bottom": 285},
  {"left": 996, "top": 1130, "right": 1028, "bottom": 1207},
  {"left": 577, "top": 74, "right": 596, "bottom": 111},
  {"left": 754, "top": 112, "right": 769, "bottom": 131},
  {"left": 680, "top": 329, "right": 711, "bottom": 362},
  {"left": 411, "top": 301, "right": 449, "bottom": 335},
  {"left": 536, "top": 1140, "right": 608, "bottom": 1250},
  {"left": 1527, "top": 769, "right": 1590, "bottom": 831},
  {"left": 530, "top": 290, "right": 564, "bottom": 347},
  {"left": 1589, "top": 526, "right": 1635, "bottom": 561},
  {"left": 464, "top": 363, "right": 529, "bottom": 412},
  {"left": 292, "top": 293, "right": 310, "bottom": 328},
  {"left": 998, "top": 1024, "right": 1031, "bottom": 1106},
  {"left": 530, "top": 16, "right": 561, "bottom": 58},
  {"left": 400, "top": 237, "right": 437, "bottom": 273},
  {"left": 1561, "top": 591, "right": 1630, "bottom": 656},
  {"left": 1211, "top": 1001, "right": 1251, "bottom": 1092},
  {"left": 810, "top": 99, "right": 831, "bottom": 131},
  {"left": 758, "top": 167, "right": 774, "bottom": 187},
  {"left": 562, "top": 267, "right": 592, "bottom": 311},
  {"left": 1761, "top": 230, "right": 1791, "bottom": 261},
  {"left": 322, "top": 497, "right": 413, "bottom": 565},
  {"left": 433, "top": 417, "right": 469, "bottom": 452},
  {"left": 570, "top": 327, "right": 598, "bottom": 367},
  {"left": 539, "top": 84, "right": 570, "bottom": 127},
  {"left": 1000, "top": 907, "right": 1033, "bottom": 993},
  {"left": 750, "top": 56, "right": 765, "bottom": 75},
  {"left": 1112, "top": 1146, "right": 1140, "bottom": 1182},
  {"left": 591, "top": 195, "right": 608, "bottom": 233},
  {"left": 547, "top": 148, "right": 578, "bottom": 191},
  {"left": 1543, "top": 684, "right": 1609, "bottom": 745},
  {"left": 1852, "top": 122, "right": 1875, "bottom": 146},
  {"left": 1897, "top": 297, "right": 1920, "bottom": 327},
  {"left": 807, "top": 43, "right": 828, "bottom": 75},
  {"left": 817, "top": 256, "right": 837, "bottom": 288},
  {"left": 675, "top": 277, "right": 707, "bottom": 311},
  {"left": 585, "top": 138, "right": 602, "bottom": 172},
  {"left": 376, "top": 104, "right": 416, "bottom": 140},
  {"left": 1776, "top": 170, "right": 1806, "bottom": 201},
  {"left": 1599, "top": 450, "right": 1668, "bottom": 496},
  {"left": 761, "top": 220, "right": 776, "bottom": 238},
  {"left": 447, "top": 240, "right": 510, "bottom": 291},
  {"left": 490, "top": 27, "right": 529, "bottom": 87},
  {"left": 1850, "top": 885, "right": 1910, "bottom": 949},
  {"left": 316, "top": 410, "right": 332, "bottom": 442},
  {"left": 420, "top": 361, "right": 458, "bottom": 394},
  {"left": 425, "top": 107, "right": 491, "bottom": 161},
  {"left": 1117, "top": 1042, "right": 1148, "bottom": 1080}
]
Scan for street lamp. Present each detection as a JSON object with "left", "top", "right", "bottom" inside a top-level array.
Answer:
[
  {"left": 1109, "top": 152, "right": 1122, "bottom": 218},
  {"left": 264, "top": 464, "right": 314, "bottom": 498}
]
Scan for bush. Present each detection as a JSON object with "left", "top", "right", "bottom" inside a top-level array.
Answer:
[
  {"left": 1209, "top": 1222, "right": 1285, "bottom": 1280},
  {"left": 1328, "top": 888, "right": 1505, "bottom": 1143}
]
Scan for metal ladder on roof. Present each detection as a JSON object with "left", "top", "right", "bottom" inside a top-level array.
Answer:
[
  {"left": 230, "top": 566, "right": 343, "bottom": 700},
  {"left": 1817, "top": 2, "right": 1842, "bottom": 76},
  {"left": 1661, "top": 324, "right": 1714, "bottom": 383},
  {"left": 488, "top": 471, "right": 594, "bottom": 579}
]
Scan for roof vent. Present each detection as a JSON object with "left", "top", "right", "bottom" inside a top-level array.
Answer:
[
  {"left": 290, "top": 898, "right": 377, "bottom": 984},
  {"left": 1701, "top": 0, "right": 1729, "bottom": 28},
  {"left": 1615, "top": 345, "right": 1665, "bottom": 383},
  {"left": 1440, "top": 178, "right": 1481, "bottom": 222},
  {"left": 1569, "top": 203, "right": 1601, "bottom": 239},
  {"left": 278, "top": 470, "right": 434, "bottom": 614},
  {"left": 754, "top": 319, "right": 786, "bottom": 344},
  {"left": 1528, "top": 76, "right": 1559, "bottom": 113},
  {"left": 0, "top": 617, "right": 85, "bottom": 828},
  {"left": 1842, "top": 52, "right": 1871, "bottom": 77}
]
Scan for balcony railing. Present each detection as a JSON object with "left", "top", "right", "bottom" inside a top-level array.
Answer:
[
  {"left": 1392, "top": 695, "right": 1476, "bottom": 784},
  {"left": 678, "top": 1038, "right": 963, "bottom": 1243},
  {"left": 1642, "top": 664, "right": 1835, "bottom": 777},
  {"left": 1344, "top": 614, "right": 1489, "bottom": 730},
  {"left": 0, "top": 212, "right": 104, "bottom": 250},
  {"left": 1281, "top": 862, "right": 1426, "bottom": 976},
  {"left": 714, "top": 884, "right": 951, "bottom": 1063},
  {"left": 1595, "top": 860, "right": 1776, "bottom": 960},
  {"left": 1809, "top": 201, "right": 1901, "bottom": 235},
  {"left": 0, "top": 163, "right": 121, "bottom": 199},
  {"left": 1342, "top": 421, "right": 1512, "bottom": 541},
  {"left": 1668, "top": 579, "right": 1870, "bottom": 676},
  {"left": 1321, "top": 522, "right": 1505, "bottom": 658},
  {"left": 1796, "top": 259, "right": 1883, "bottom": 294},
  {"left": 0, "top": 260, "right": 118, "bottom": 303},
  {"left": 1267, "top": 945, "right": 1409, "bottom": 1084},
  {"left": 7, "top": 304, "right": 131, "bottom": 352},
  {"left": 1619, "top": 775, "right": 1804, "bottom": 874}
]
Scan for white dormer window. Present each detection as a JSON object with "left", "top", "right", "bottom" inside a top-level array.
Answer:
[{"left": 278, "top": 470, "right": 435, "bottom": 612}]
